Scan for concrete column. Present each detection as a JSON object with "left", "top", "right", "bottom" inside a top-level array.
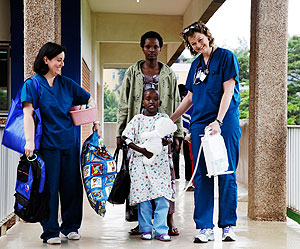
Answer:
[
  {"left": 248, "top": 0, "right": 288, "bottom": 221},
  {"left": 24, "top": 0, "right": 61, "bottom": 79}
]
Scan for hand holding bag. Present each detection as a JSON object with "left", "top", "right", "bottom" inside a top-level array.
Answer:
[
  {"left": 2, "top": 78, "right": 42, "bottom": 154},
  {"left": 108, "top": 145, "right": 130, "bottom": 205}
]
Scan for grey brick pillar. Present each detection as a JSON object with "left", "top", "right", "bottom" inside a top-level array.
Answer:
[
  {"left": 248, "top": 0, "right": 288, "bottom": 221},
  {"left": 24, "top": 0, "right": 61, "bottom": 79}
]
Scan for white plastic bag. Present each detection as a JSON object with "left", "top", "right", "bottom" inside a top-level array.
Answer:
[{"left": 201, "top": 127, "right": 233, "bottom": 178}]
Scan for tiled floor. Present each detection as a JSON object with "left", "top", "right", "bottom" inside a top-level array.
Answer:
[{"left": 1, "top": 155, "right": 300, "bottom": 249}]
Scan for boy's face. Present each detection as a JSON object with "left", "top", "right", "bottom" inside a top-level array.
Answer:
[{"left": 143, "top": 89, "right": 161, "bottom": 116}]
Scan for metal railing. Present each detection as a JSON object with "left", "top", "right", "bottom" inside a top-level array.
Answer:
[
  {"left": 287, "top": 125, "right": 300, "bottom": 222},
  {"left": 0, "top": 127, "right": 20, "bottom": 227},
  {"left": 0, "top": 123, "right": 300, "bottom": 227}
]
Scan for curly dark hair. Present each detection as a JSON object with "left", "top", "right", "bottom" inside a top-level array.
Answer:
[
  {"left": 140, "top": 31, "right": 163, "bottom": 48},
  {"left": 181, "top": 21, "right": 214, "bottom": 56},
  {"left": 33, "top": 42, "right": 66, "bottom": 75}
]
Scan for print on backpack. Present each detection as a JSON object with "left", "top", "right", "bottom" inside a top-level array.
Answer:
[
  {"left": 14, "top": 153, "right": 49, "bottom": 223},
  {"left": 81, "top": 132, "right": 117, "bottom": 216}
]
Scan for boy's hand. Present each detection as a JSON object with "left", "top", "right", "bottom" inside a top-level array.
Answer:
[
  {"left": 162, "top": 137, "right": 172, "bottom": 146},
  {"left": 142, "top": 148, "right": 153, "bottom": 159}
]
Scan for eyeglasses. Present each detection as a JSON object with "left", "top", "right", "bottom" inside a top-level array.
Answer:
[
  {"left": 144, "top": 82, "right": 158, "bottom": 91},
  {"left": 183, "top": 25, "right": 196, "bottom": 34}
]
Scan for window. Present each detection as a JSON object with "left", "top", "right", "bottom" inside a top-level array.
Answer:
[
  {"left": 103, "top": 69, "right": 126, "bottom": 122},
  {"left": 0, "top": 45, "right": 9, "bottom": 111},
  {"left": 112, "top": 71, "right": 116, "bottom": 80}
]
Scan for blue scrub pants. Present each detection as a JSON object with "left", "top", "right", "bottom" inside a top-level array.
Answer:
[
  {"left": 138, "top": 197, "right": 169, "bottom": 236},
  {"left": 40, "top": 144, "right": 83, "bottom": 241},
  {"left": 191, "top": 114, "right": 241, "bottom": 229}
]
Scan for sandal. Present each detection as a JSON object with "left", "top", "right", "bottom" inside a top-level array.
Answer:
[
  {"left": 154, "top": 233, "right": 172, "bottom": 242},
  {"left": 129, "top": 225, "right": 142, "bottom": 235},
  {"left": 141, "top": 232, "right": 152, "bottom": 240},
  {"left": 168, "top": 227, "right": 180, "bottom": 236},
  {"left": 186, "top": 186, "right": 195, "bottom": 192}
]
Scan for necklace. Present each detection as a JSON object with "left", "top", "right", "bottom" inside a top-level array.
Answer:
[{"left": 193, "top": 47, "right": 215, "bottom": 85}]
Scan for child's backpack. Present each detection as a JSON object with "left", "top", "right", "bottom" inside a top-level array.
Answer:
[
  {"left": 81, "top": 132, "right": 117, "bottom": 216},
  {"left": 14, "top": 153, "right": 49, "bottom": 222}
]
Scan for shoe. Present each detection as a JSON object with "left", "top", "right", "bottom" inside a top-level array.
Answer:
[
  {"left": 46, "top": 237, "right": 61, "bottom": 244},
  {"left": 154, "top": 233, "right": 172, "bottom": 241},
  {"left": 222, "top": 226, "right": 236, "bottom": 241},
  {"left": 141, "top": 232, "right": 152, "bottom": 240},
  {"left": 194, "top": 228, "right": 214, "bottom": 243},
  {"left": 67, "top": 232, "right": 81, "bottom": 240}
]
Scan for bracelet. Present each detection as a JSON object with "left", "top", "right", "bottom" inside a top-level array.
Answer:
[
  {"left": 125, "top": 138, "right": 132, "bottom": 145},
  {"left": 215, "top": 119, "right": 223, "bottom": 126},
  {"left": 93, "top": 121, "right": 100, "bottom": 125}
]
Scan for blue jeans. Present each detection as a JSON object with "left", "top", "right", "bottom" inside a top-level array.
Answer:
[{"left": 138, "top": 197, "right": 169, "bottom": 236}]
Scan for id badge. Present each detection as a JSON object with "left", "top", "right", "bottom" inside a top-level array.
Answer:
[
  {"left": 195, "top": 70, "right": 201, "bottom": 81},
  {"left": 200, "top": 71, "right": 207, "bottom": 82}
]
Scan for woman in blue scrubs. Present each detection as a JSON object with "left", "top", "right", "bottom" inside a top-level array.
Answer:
[
  {"left": 21, "top": 42, "right": 99, "bottom": 245},
  {"left": 171, "top": 21, "right": 241, "bottom": 243}
]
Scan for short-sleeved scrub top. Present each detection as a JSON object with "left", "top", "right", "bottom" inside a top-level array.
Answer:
[
  {"left": 185, "top": 47, "right": 240, "bottom": 129},
  {"left": 21, "top": 74, "right": 90, "bottom": 149}
]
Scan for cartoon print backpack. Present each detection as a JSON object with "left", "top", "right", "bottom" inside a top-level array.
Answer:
[
  {"left": 81, "top": 131, "right": 117, "bottom": 216},
  {"left": 14, "top": 153, "right": 49, "bottom": 222}
]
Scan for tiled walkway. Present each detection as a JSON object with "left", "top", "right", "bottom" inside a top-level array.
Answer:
[{"left": 1, "top": 155, "right": 300, "bottom": 249}]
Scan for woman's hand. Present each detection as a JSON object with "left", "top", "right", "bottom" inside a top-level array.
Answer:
[
  {"left": 24, "top": 141, "right": 35, "bottom": 157},
  {"left": 171, "top": 137, "right": 180, "bottom": 152},
  {"left": 142, "top": 148, "right": 153, "bottom": 159},
  {"left": 92, "top": 123, "right": 100, "bottom": 133},
  {"left": 116, "top": 137, "right": 124, "bottom": 149},
  {"left": 23, "top": 102, "right": 35, "bottom": 157},
  {"left": 207, "top": 120, "right": 221, "bottom": 135}
]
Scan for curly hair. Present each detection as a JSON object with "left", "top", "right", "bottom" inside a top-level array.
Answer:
[
  {"left": 181, "top": 21, "right": 214, "bottom": 56},
  {"left": 140, "top": 31, "right": 163, "bottom": 48}
]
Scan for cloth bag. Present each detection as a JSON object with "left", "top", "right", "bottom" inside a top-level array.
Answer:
[
  {"left": 81, "top": 132, "right": 117, "bottom": 216},
  {"left": 108, "top": 145, "right": 130, "bottom": 205},
  {"left": 2, "top": 78, "right": 42, "bottom": 154}
]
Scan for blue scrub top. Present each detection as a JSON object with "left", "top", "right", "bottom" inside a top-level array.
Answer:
[
  {"left": 21, "top": 74, "right": 90, "bottom": 149},
  {"left": 185, "top": 47, "right": 240, "bottom": 129}
]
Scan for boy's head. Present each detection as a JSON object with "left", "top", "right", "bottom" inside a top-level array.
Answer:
[{"left": 142, "top": 88, "right": 161, "bottom": 115}]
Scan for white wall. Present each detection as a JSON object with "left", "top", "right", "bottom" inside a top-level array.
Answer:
[{"left": 81, "top": 0, "right": 92, "bottom": 70}]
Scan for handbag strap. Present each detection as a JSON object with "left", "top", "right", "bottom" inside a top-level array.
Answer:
[
  {"left": 15, "top": 76, "right": 41, "bottom": 108},
  {"left": 113, "top": 145, "right": 129, "bottom": 171}
]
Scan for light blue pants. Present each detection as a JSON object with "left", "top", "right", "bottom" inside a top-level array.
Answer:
[{"left": 138, "top": 197, "right": 169, "bottom": 236}]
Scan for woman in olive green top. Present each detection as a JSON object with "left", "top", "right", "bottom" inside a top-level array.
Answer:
[{"left": 116, "top": 31, "right": 183, "bottom": 236}]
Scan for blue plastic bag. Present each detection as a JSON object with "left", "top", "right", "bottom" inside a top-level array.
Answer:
[{"left": 2, "top": 78, "right": 42, "bottom": 154}]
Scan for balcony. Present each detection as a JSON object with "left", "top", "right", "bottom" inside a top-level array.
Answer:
[{"left": 1, "top": 122, "right": 300, "bottom": 248}]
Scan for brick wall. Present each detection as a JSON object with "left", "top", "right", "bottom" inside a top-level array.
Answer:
[{"left": 82, "top": 59, "right": 91, "bottom": 141}]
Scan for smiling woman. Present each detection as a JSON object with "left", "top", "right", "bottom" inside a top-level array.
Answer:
[
  {"left": 20, "top": 42, "right": 99, "bottom": 245},
  {"left": 171, "top": 21, "right": 241, "bottom": 243}
]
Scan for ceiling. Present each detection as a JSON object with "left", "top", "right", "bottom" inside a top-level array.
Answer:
[{"left": 88, "top": 0, "right": 192, "bottom": 15}]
